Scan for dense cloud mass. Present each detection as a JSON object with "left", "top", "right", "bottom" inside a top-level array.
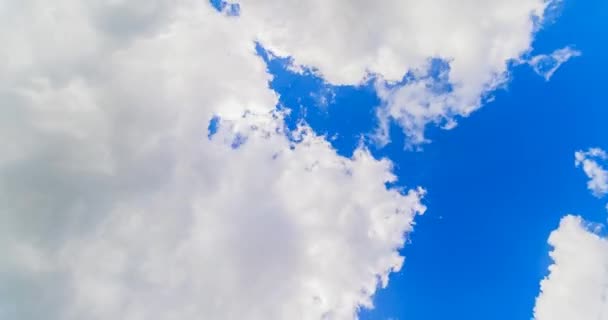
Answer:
[
  {"left": 534, "top": 215, "right": 608, "bottom": 320},
  {"left": 1, "top": 0, "right": 565, "bottom": 319},
  {"left": 0, "top": 1, "right": 428, "bottom": 319}
]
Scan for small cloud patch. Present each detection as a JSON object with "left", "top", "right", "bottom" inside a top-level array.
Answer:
[{"left": 528, "top": 46, "right": 581, "bottom": 81}]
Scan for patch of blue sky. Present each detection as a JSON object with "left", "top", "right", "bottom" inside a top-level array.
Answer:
[
  {"left": 254, "top": 0, "right": 608, "bottom": 319},
  {"left": 256, "top": 43, "right": 456, "bottom": 161},
  {"left": 209, "top": 0, "right": 240, "bottom": 16},
  {"left": 257, "top": 44, "right": 379, "bottom": 157},
  {"left": 207, "top": 115, "right": 221, "bottom": 138}
]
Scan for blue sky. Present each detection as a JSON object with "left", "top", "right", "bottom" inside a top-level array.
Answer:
[{"left": 257, "top": 0, "right": 608, "bottom": 318}]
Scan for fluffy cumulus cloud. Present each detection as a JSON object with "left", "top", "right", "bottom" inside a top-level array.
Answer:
[
  {"left": 0, "top": 1, "right": 427, "bottom": 319},
  {"left": 575, "top": 148, "right": 608, "bottom": 198},
  {"left": 239, "top": 0, "right": 557, "bottom": 143},
  {"left": 528, "top": 46, "right": 581, "bottom": 81},
  {"left": 534, "top": 215, "right": 608, "bottom": 320}
]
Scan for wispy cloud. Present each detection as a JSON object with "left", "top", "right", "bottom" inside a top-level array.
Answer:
[
  {"left": 528, "top": 46, "right": 582, "bottom": 81},
  {"left": 575, "top": 147, "right": 608, "bottom": 198}
]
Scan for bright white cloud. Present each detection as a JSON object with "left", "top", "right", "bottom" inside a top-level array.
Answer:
[
  {"left": 528, "top": 46, "right": 581, "bottom": 81},
  {"left": 575, "top": 148, "right": 608, "bottom": 198},
  {"left": 0, "top": 1, "right": 426, "bottom": 319},
  {"left": 240, "top": 0, "right": 556, "bottom": 143},
  {"left": 533, "top": 215, "right": 608, "bottom": 320}
]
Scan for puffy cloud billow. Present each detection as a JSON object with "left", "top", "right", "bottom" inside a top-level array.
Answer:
[
  {"left": 534, "top": 215, "right": 608, "bottom": 320},
  {"left": 0, "top": 1, "right": 426, "bottom": 319},
  {"left": 0, "top": 0, "right": 567, "bottom": 319}
]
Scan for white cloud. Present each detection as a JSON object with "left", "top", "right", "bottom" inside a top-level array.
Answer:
[
  {"left": 575, "top": 148, "right": 608, "bottom": 198},
  {"left": 533, "top": 215, "right": 608, "bottom": 320},
  {"left": 0, "top": 1, "right": 426, "bottom": 319},
  {"left": 528, "top": 46, "right": 581, "bottom": 81},
  {"left": 240, "top": 0, "right": 556, "bottom": 143}
]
